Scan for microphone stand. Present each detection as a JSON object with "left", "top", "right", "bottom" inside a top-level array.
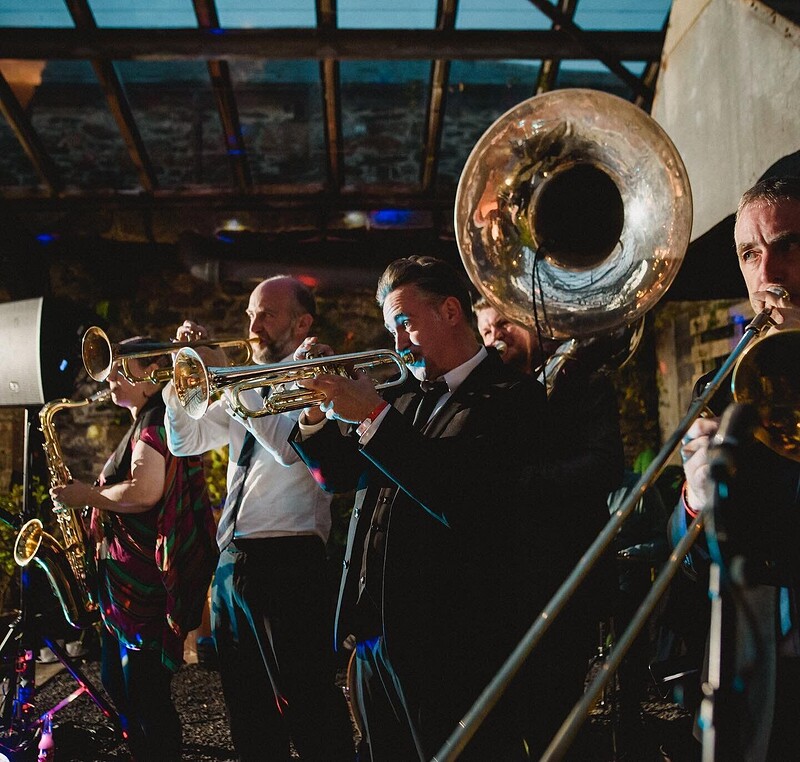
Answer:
[{"left": 700, "top": 402, "right": 758, "bottom": 762}]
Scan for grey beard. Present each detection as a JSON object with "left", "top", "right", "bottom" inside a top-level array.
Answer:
[
  {"left": 254, "top": 337, "right": 292, "bottom": 365},
  {"left": 254, "top": 345, "right": 279, "bottom": 364}
]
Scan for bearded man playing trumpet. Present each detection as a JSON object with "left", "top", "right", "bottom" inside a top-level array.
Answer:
[
  {"left": 162, "top": 275, "right": 353, "bottom": 762},
  {"left": 672, "top": 176, "right": 800, "bottom": 762}
]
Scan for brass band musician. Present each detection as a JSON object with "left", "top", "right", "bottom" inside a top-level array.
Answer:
[
  {"left": 474, "top": 299, "right": 627, "bottom": 754},
  {"left": 162, "top": 276, "right": 354, "bottom": 762},
  {"left": 671, "top": 176, "right": 800, "bottom": 761},
  {"left": 50, "top": 338, "right": 217, "bottom": 761}
]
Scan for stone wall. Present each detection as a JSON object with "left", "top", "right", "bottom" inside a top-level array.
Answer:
[
  {"left": 1, "top": 241, "right": 665, "bottom": 476},
  {"left": 0, "top": 247, "right": 666, "bottom": 606}
]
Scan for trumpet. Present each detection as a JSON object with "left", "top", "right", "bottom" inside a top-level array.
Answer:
[
  {"left": 82, "top": 326, "right": 255, "bottom": 384},
  {"left": 173, "top": 346, "right": 414, "bottom": 420}
]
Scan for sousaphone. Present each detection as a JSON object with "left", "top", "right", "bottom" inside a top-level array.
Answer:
[{"left": 455, "top": 88, "right": 692, "bottom": 344}]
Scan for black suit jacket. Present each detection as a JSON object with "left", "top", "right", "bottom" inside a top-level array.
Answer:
[
  {"left": 291, "top": 349, "right": 548, "bottom": 756},
  {"left": 533, "top": 367, "right": 624, "bottom": 622}
]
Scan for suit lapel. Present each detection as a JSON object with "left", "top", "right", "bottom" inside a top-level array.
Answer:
[{"left": 421, "top": 351, "right": 504, "bottom": 437}]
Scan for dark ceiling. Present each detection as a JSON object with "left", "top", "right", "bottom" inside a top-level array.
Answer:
[{"left": 0, "top": 0, "right": 670, "bottom": 267}]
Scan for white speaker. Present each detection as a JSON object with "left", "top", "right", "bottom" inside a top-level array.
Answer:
[{"left": 0, "top": 298, "right": 94, "bottom": 406}]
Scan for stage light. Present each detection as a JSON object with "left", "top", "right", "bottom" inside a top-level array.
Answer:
[
  {"left": 370, "top": 209, "right": 412, "bottom": 226},
  {"left": 296, "top": 274, "right": 319, "bottom": 288},
  {"left": 343, "top": 211, "right": 368, "bottom": 229}
]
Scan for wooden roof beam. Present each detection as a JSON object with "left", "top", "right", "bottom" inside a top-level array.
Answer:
[
  {"left": 0, "top": 184, "right": 456, "bottom": 211},
  {"left": 0, "top": 70, "right": 61, "bottom": 193},
  {"left": 421, "top": 0, "right": 458, "bottom": 192},
  {"left": 0, "top": 28, "right": 663, "bottom": 62},
  {"left": 316, "top": 0, "right": 344, "bottom": 191},
  {"left": 65, "top": 0, "right": 158, "bottom": 192},
  {"left": 193, "top": 0, "right": 252, "bottom": 192},
  {"left": 525, "top": 0, "right": 660, "bottom": 101},
  {"left": 534, "top": 0, "right": 578, "bottom": 95}
]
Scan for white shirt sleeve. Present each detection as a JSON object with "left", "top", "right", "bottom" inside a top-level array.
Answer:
[
  {"left": 228, "top": 388, "right": 300, "bottom": 467},
  {"left": 296, "top": 411, "right": 353, "bottom": 440},
  {"left": 162, "top": 382, "right": 230, "bottom": 456}
]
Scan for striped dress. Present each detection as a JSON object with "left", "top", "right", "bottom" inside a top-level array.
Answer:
[{"left": 93, "top": 395, "right": 217, "bottom": 672}]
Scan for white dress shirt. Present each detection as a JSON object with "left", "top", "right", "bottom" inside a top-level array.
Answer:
[{"left": 163, "top": 365, "right": 332, "bottom": 543}]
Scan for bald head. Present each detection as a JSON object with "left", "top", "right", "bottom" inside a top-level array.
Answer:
[{"left": 247, "top": 276, "right": 316, "bottom": 363}]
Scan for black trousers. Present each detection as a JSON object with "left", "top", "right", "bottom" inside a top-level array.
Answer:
[
  {"left": 352, "top": 636, "right": 422, "bottom": 762},
  {"left": 100, "top": 626, "right": 181, "bottom": 762},
  {"left": 353, "top": 635, "right": 530, "bottom": 762},
  {"left": 212, "top": 536, "right": 354, "bottom": 762}
]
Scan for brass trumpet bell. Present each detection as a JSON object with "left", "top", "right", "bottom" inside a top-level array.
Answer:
[
  {"left": 455, "top": 88, "right": 692, "bottom": 340},
  {"left": 173, "top": 346, "right": 413, "bottom": 419},
  {"left": 732, "top": 328, "right": 800, "bottom": 462},
  {"left": 82, "top": 326, "right": 254, "bottom": 384}
]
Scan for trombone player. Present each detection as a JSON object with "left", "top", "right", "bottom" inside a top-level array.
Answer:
[
  {"left": 162, "top": 275, "right": 353, "bottom": 761},
  {"left": 672, "top": 176, "right": 800, "bottom": 761}
]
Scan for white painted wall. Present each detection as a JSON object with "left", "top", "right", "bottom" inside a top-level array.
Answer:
[{"left": 652, "top": 0, "right": 800, "bottom": 239}]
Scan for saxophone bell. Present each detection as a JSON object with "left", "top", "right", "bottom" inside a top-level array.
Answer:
[
  {"left": 14, "top": 391, "right": 110, "bottom": 630},
  {"left": 13, "top": 518, "right": 99, "bottom": 631}
]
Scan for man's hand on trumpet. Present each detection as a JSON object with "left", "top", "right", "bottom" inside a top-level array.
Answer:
[
  {"left": 299, "top": 372, "right": 383, "bottom": 426},
  {"left": 293, "top": 336, "right": 332, "bottom": 361},
  {"left": 175, "top": 320, "right": 228, "bottom": 366},
  {"left": 293, "top": 338, "right": 384, "bottom": 425}
]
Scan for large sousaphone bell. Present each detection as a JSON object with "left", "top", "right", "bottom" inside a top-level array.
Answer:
[{"left": 455, "top": 88, "right": 692, "bottom": 342}]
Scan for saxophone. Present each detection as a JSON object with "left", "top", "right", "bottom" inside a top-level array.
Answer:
[{"left": 13, "top": 389, "right": 111, "bottom": 630}]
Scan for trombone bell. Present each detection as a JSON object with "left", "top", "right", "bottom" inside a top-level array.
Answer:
[
  {"left": 732, "top": 328, "right": 800, "bottom": 462},
  {"left": 173, "top": 347, "right": 413, "bottom": 420}
]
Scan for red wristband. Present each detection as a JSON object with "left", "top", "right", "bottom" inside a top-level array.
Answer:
[
  {"left": 365, "top": 400, "right": 388, "bottom": 422},
  {"left": 681, "top": 481, "right": 700, "bottom": 518},
  {"left": 356, "top": 401, "right": 388, "bottom": 437}
]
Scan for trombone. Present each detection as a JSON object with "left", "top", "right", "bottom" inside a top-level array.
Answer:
[
  {"left": 81, "top": 326, "right": 255, "bottom": 384},
  {"left": 172, "top": 346, "right": 414, "bottom": 420},
  {"left": 433, "top": 303, "right": 783, "bottom": 762}
]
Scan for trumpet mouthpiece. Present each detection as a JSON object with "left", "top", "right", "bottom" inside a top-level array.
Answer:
[
  {"left": 765, "top": 285, "right": 790, "bottom": 301},
  {"left": 493, "top": 340, "right": 508, "bottom": 355}
]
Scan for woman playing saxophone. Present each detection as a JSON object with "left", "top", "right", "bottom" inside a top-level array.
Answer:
[{"left": 50, "top": 337, "right": 217, "bottom": 762}]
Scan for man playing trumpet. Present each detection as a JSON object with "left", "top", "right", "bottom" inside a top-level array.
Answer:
[
  {"left": 290, "top": 256, "right": 564, "bottom": 761},
  {"left": 163, "top": 275, "right": 353, "bottom": 762}
]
